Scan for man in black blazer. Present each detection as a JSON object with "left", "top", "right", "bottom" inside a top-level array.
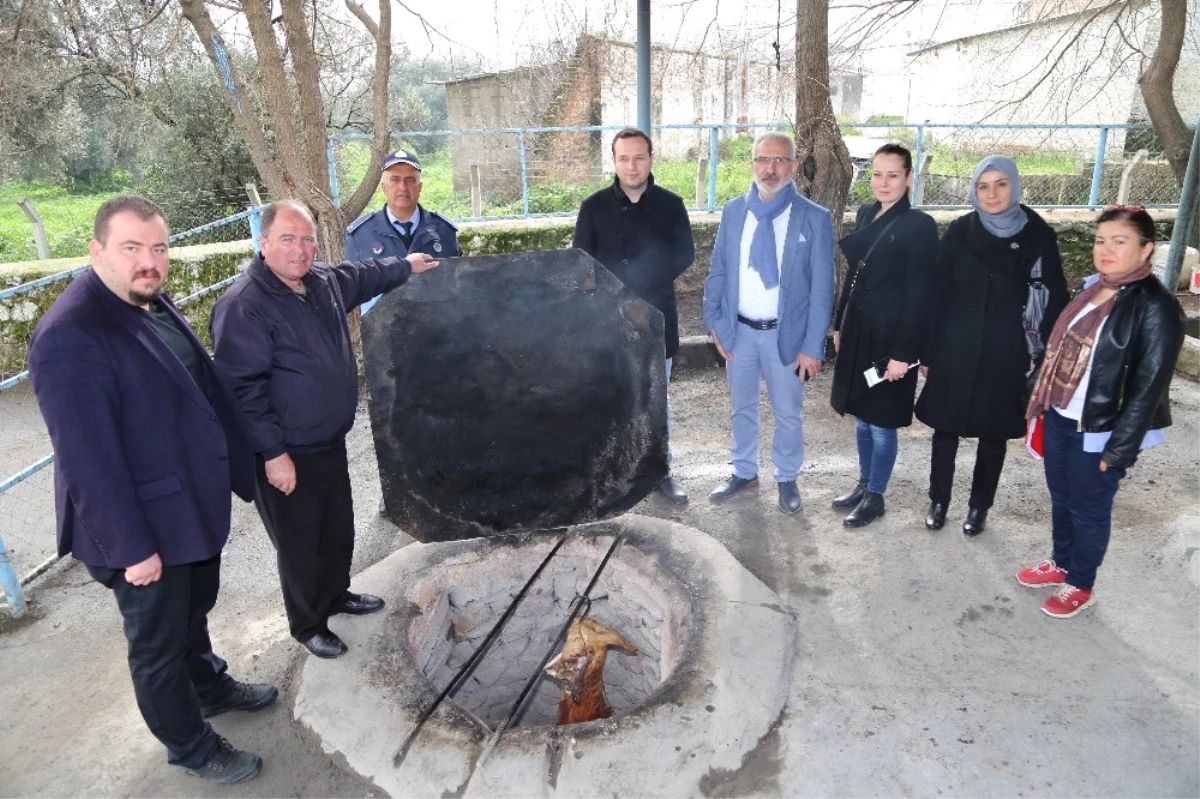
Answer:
[
  {"left": 573, "top": 127, "right": 695, "bottom": 504},
  {"left": 29, "top": 196, "right": 276, "bottom": 785}
]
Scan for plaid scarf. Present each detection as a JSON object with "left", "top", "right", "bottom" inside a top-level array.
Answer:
[{"left": 1025, "top": 259, "right": 1153, "bottom": 420}]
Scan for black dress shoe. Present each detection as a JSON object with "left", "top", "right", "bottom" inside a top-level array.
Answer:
[
  {"left": 925, "top": 501, "right": 947, "bottom": 531},
  {"left": 333, "top": 592, "right": 385, "bottom": 615},
  {"left": 962, "top": 507, "right": 988, "bottom": 537},
  {"left": 657, "top": 475, "right": 689, "bottom": 505},
  {"left": 302, "top": 631, "right": 348, "bottom": 659},
  {"left": 778, "top": 480, "right": 802, "bottom": 514},
  {"left": 843, "top": 491, "right": 885, "bottom": 528},
  {"left": 181, "top": 737, "right": 262, "bottom": 785},
  {"left": 832, "top": 478, "right": 869, "bottom": 508},
  {"left": 200, "top": 680, "right": 279, "bottom": 719},
  {"left": 710, "top": 474, "right": 759, "bottom": 500}
]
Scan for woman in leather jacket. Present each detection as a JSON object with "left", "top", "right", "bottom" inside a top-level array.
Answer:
[{"left": 1019, "top": 205, "right": 1186, "bottom": 618}]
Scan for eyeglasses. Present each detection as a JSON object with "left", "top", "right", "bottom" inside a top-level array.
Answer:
[{"left": 752, "top": 156, "right": 795, "bottom": 165}]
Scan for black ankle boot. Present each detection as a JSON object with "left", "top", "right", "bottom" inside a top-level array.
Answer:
[
  {"left": 962, "top": 507, "right": 988, "bottom": 537},
  {"left": 925, "top": 501, "right": 948, "bottom": 530},
  {"left": 844, "top": 491, "right": 885, "bottom": 528},
  {"left": 832, "top": 478, "right": 869, "bottom": 508}
]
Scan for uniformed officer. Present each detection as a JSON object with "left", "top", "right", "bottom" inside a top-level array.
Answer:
[{"left": 344, "top": 148, "right": 461, "bottom": 314}]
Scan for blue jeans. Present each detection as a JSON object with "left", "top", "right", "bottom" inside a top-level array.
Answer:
[
  {"left": 726, "top": 326, "right": 804, "bottom": 481},
  {"left": 1043, "top": 408, "right": 1125, "bottom": 590},
  {"left": 855, "top": 418, "right": 898, "bottom": 494}
]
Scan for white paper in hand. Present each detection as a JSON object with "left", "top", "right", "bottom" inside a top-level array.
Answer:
[{"left": 863, "top": 360, "right": 921, "bottom": 388}]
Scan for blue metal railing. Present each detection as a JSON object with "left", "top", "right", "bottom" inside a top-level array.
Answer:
[{"left": 0, "top": 270, "right": 242, "bottom": 617}]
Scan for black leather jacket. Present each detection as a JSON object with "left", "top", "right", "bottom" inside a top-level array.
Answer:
[{"left": 1079, "top": 274, "right": 1186, "bottom": 469}]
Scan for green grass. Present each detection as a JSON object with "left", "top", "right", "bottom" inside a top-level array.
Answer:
[{"left": 0, "top": 183, "right": 118, "bottom": 264}]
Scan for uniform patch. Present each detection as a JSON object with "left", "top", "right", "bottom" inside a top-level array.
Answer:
[
  {"left": 433, "top": 241, "right": 442, "bottom": 253},
  {"left": 372, "top": 242, "right": 384, "bottom": 255}
]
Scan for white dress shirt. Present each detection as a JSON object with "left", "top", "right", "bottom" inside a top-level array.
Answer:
[{"left": 736, "top": 210, "right": 790, "bottom": 321}]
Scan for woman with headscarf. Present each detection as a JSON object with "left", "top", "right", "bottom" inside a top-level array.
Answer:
[
  {"left": 830, "top": 143, "right": 940, "bottom": 528},
  {"left": 915, "top": 156, "right": 1068, "bottom": 536},
  {"left": 1019, "top": 205, "right": 1184, "bottom": 617}
]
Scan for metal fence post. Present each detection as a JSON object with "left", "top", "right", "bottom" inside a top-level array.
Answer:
[
  {"left": 327, "top": 137, "right": 341, "bottom": 208},
  {"left": 911, "top": 122, "right": 927, "bottom": 207},
  {"left": 248, "top": 206, "right": 263, "bottom": 255},
  {"left": 707, "top": 125, "right": 720, "bottom": 212},
  {"left": 1088, "top": 127, "right": 1109, "bottom": 208},
  {"left": 0, "top": 535, "right": 27, "bottom": 617},
  {"left": 518, "top": 130, "right": 530, "bottom": 216},
  {"left": 1162, "top": 116, "right": 1200, "bottom": 291}
]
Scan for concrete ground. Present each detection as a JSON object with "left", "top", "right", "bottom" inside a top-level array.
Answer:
[{"left": 1, "top": 365, "right": 1197, "bottom": 798}]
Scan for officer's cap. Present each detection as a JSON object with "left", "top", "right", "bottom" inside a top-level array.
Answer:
[{"left": 382, "top": 149, "right": 421, "bottom": 171}]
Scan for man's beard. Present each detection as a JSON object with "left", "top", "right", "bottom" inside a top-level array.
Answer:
[{"left": 129, "top": 287, "right": 163, "bottom": 306}]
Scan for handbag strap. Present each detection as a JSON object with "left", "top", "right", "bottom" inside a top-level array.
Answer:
[
  {"left": 842, "top": 210, "right": 908, "bottom": 313},
  {"left": 860, "top": 210, "right": 907, "bottom": 267}
]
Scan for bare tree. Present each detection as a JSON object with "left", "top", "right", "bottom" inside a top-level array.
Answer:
[
  {"left": 177, "top": 0, "right": 393, "bottom": 257},
  {"left": 1140, "top": 0, "right": 1192, "bottom": 183},
  {"left": 794, "top": 0, "right": 854, "bottom": 233}
]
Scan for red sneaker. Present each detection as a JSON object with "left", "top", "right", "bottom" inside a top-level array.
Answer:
[
  {"left": 1041, "top": 585, "right": 1094, "bottom": 618},
  {"left": 1017, "top": 560, "right": 1067, "bottom": 587}
]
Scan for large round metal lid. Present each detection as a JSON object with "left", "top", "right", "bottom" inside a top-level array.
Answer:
[{"left": 362, "top": 249, "right": 668, "bottom": 543}]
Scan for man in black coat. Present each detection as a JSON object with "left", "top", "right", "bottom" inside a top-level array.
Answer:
[
  {"left": 211, "top": 200, "right": 438, "bottom": 660},
  {"left": 573, "top": 127, "right": 695, "bottom": 503},
  {"left": 30, "top": 196, "right": 275, "bottom": 785}
]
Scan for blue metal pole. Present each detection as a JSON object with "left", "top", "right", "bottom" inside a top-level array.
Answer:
[
  {"left": 327, "top": 137, "right": 341, "bottom": 208},
  {"left": 0, "top": 535, "right": 26, "bottom": 617},
  {"left": 707, "top": 125, "right": 719, "bottom": 211},
  {"left": 1162, "top": 115, "right": 1200, "bottom": 291},
  {"left": 1088, "top": 127, "right": 1109, "bottom": 208},
  {"left": 911, "top": 123, "right": 926, "bottom": 208},
  {"left": 518, "top": 130, "right": 530, "bottom": 216},
  {"left": 249, "top": 207, "right": 262, "bottom": 255},
  {"left": 0, "top": 455, "right": 54, "bottom": 494},
  {"left": 637, "top": 0, "right": 651, "bottom": 134}
]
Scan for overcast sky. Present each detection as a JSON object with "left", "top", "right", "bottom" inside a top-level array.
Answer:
[{"left": 390, "top": 0, "right": 1025, "bottom": 70}]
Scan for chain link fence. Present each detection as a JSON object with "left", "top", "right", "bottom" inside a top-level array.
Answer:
[{"left": 331, "top": 122, "right": 1183, "bottom": 222}]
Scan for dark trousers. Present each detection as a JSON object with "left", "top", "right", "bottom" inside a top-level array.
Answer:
[
  {"left": 253, "top": 445, "right": 355, "bottom": 641},
  {"left": 1043, "top": 409, "right": 1125, "bottom": 590},
  {"left": 86, "top": 555, "right": 231, "bottom": 768},
  {"left": 928, "top": 430, "right": 1008, "bottom": 510}
]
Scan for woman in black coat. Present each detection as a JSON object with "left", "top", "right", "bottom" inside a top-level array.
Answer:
[
  {"left": 830, "top": 144, "right": 940, "bottom": 527},
  {"left": 915, "top": 155, "right": 1068, "bottom": 536}
]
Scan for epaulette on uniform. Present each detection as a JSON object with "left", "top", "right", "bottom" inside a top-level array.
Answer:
[
  {"left": 346, "top": 213, "right": 373, "bottom": 235},
  {"left": 428, "top": 210, "right": 459, "bottom": 231}
]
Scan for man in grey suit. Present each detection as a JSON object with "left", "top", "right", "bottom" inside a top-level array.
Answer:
[{"left": 702, "top": 132, "right": 835, "bottom": 514}]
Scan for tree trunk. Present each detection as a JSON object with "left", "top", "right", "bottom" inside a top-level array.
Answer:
[
  {"left": 794, "top": 0, "right": 854, "bottom": 276},
  {"left": 1139, "top": 0, "right": 1191, "bottom": 185},
  {"left": 1138, "top": 0, "right": 1197, "bottom": 248}
]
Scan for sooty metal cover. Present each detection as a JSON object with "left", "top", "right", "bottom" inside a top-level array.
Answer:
[{"left": 362, "top": 248, "right": 668, "bottom": 543}]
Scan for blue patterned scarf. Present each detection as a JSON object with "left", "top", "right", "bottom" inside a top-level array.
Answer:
[{"left": 746, "top": 181, "right": 796, "bottom": 289}]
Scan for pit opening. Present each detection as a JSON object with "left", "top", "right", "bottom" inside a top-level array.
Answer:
[{"left": 407, "top": 534, "right": 688, "bottom": 729}]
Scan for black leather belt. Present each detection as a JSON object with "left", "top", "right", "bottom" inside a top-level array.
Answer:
[{"left": 737, "top": 314, "right": 778, "bottom": 331}]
